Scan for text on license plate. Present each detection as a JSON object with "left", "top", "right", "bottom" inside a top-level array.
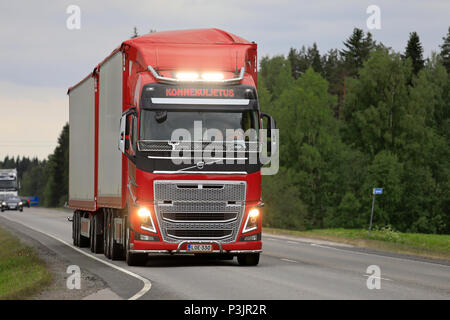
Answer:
[{"left": 187, "top": 244, "right": 213, "bottom": 252}]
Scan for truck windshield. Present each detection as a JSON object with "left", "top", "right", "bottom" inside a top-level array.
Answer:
[
  {"left": 0, "top": 180, "right": 16, "bottom": 189},
  {"left": 139, "top": 110, "right": 259, "bottom": 142}
]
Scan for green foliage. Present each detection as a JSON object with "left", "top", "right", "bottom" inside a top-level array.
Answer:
[
  {"left": 404, "top": 31, "right": 425, "bottom": 75},
  {"left": 340, "top": 28, "right": 376, "bottom": 77},
  {"left": 440, "top": 27, "right": 450, "bottom": 74},
  {"left": 43, "top": 123, "right": 69, "bottom": 207},
  {"left": 259, "top": 27, "right": 449, "bottom": 234}
]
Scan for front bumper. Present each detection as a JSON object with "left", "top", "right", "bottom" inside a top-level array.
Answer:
[
  {"left": 130, "top": 239, "right": 262, "bottom": 255},
  {"left": 1, "top": 205, "right": 22, "bottom": 210}
]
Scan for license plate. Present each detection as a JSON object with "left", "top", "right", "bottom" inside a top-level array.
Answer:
[{"left": 187, "top": 244, "right": 213, "bottom": 252}]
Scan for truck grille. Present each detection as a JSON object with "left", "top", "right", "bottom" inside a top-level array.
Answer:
[
  {"left": 166, "top": 229, "right": 233, "bottom": 239},
  {"left": 154, "top": 180, "right": 246, "bottom": 243}
]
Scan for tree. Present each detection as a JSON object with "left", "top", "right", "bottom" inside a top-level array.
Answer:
[
  {"left": 362, "top": 151, "right": 404, "bottom": 227},
  {"left": 404, "top": 31, "right": 425, "bottom": 75},
  {"left": 440, "top": 27, "right": 450, "bottom": 74},
  {"left": 259, "top": 55, "right": 294, "bottom": 100},
  {"left": 342, "top": 48, "right": 411, "bottom": 156},
  {"left": 307, "top": 43, "right": 323, "bottom": 75},
  {"left": 131, "top": 26, "right": 139, "bottom": 39},
  {"left": 43, "top": 124, "right": 69, "bottom": 207},
  {"left": 340, "top": 28, "right": 376, "bottom": 77}
]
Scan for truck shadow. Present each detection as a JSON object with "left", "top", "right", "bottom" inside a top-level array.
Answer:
[{"left": 140, "top": 255, "right": 239, "bottom": 268}]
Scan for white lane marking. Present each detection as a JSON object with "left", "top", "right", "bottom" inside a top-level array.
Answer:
[
  {"left": 281, "top": 258, "right": 298, "bottom": 263},
  {"left": 363, "top": 274, "right": 393, "bottom": 281},
  {"left": 287, "top": 241, "right": 299, "bottom": 245},
  {"left": 310, "top": 243, "right": 333, "bottom": 249},
  {"left": 0, "top": 214, "right": 152, "bottom": 300},
  {"left": 310, "top": 243, "right": 450, "bottom": 269}
]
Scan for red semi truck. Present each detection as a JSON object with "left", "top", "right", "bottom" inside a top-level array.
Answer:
[{"left": 67, "top": 29, "right": 276, "bottom": 266}]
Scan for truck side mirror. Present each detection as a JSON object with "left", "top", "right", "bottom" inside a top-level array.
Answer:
[
  {"left": 119, "top": 115, "right": 126, "bottom": 153},
  {"left": 260, "top": 112, "right": 277, "bottom": 164}
]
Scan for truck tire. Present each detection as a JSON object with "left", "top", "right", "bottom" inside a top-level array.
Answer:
[
  {"left": 78, "top": 212, "right": 90, "bottom": 248},
  {"left": 104, "top": 209, "right": 111, "bottom": 259},
  {"left": 125, "top": 223, "right": 147, "bottom": 266},
  {"left": 108, "top": 209, "right": 124, "bottom": 260},
  {"left": 89, "top": 216, "right": 95, "bottom": 252},
  {"left": 237, "top": 253, "right": 260, "bottom": 266},
  {"left": 92, "top": 214, "right": 103, "bottom": 254},
  {"left": 72, "top": 212, "right": 78, "bottom": 246}
]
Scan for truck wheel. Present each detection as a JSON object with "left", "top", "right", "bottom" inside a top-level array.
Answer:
[
  {"left": 125, "top": 226, "right": 146, "bottom": 266},
  {"left": 72, "top": 212, "right": 78, "bottom": 246},
  {"left": 237, "top": 253, "right": 260, "bottom": 266},
  {"left": 77, "top": 212, "right": 90, "bottom": 248},
  {"left": 108, "top": 209, "right": 124, "bottom": 260},
  {"left": 89, "top": 216, "right": 95, "bottom": 252},
  {"left": 104, "top": 209, "right": 111, "bottom": 259},
  {"left": 92, "top": 214, "right": 104, "bottom": 254}
]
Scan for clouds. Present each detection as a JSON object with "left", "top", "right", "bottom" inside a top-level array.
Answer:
[
  {"left": 0, "top": 81, "right": 68, "bottom": 159},
  {"left": 0, "top": 0, "right": 448, "bottom": 159},
  {"left": 1, "top": 1, "right": 448, "bottom": 87}
]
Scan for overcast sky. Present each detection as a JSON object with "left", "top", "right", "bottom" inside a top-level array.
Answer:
[{"left": 0, "top": 0, "right": 449, "bottom": 160}]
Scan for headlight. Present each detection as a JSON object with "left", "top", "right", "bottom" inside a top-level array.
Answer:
[
  {"left": 243, "top": 208, "right": 260, "bottom": 233},
  {"left": 137, "top": 207, "right": 151, "bottom": 218},
  {"left": 201, "top": 72, "right": 224, "bottom": 81},
  {"left": 175, "top": 72, "right": 199, "bottom": 81},
  {"left": 19, "top": 202, "right": 23, "bottom": 206},
  {"left": 1, "top": 202, "right": 6, "bottom": 206},
  {"left": 137, "top": 207, "right": 156, "bottom": 233}
]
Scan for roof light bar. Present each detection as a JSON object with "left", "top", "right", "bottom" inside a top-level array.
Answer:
[{"left": 147, "top": 65, "right": 245, "bottom": 85}]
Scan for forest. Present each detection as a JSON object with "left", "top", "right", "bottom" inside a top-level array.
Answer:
[{"left": 1, "top": 27, "right": 449, "bottom": 234}]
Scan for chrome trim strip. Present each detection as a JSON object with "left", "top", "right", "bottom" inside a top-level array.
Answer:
[
  {"left": 153, "top": 171, "right": 247, "bottom": 175},
  {"left": 162, "top": 217, "right": 237, "bottom": 224},
  {"left": 151, "top": 98, "right": 250, "bottom": 105},
  {"left": 166, "top": 233, "right": 233, "bottom": 241},
  {"left": 129, "top": 249, "right": 262, "bottom": 254},
  {"left": 148, "top": 65, "right": 245, "bottom": 85},
  {"left": 147, "top": 156, "right": 247, "bottom": 160}
]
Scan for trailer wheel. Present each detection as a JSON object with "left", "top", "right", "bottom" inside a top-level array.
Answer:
[
  {"left": 237, "top": 253, "right": 260, "bottom": 266},
  {"left": 92, "top": 214, "right": 103, "bottom": 254},
  {"left": 72, "top": 211, "right": 78, "bottom": 246},
  {"left": 108, "top": 209, "right": 124, "bottom": 260},
  {"left": 78, "top": 212, "right": 90, "bottom": 248},
  {"left": 89, "top": 216, "right": 95, "bottom": 252},
  {"left": 104, "top": 209, "right": 111, "bottom": 258}
]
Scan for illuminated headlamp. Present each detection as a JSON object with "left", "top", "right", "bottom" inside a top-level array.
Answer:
[
  {"left": 137, "top": 207, "right": 156, "bottom": 233},
  {"left": 243, "top": 208, "right": 260, "bottom": 233}
]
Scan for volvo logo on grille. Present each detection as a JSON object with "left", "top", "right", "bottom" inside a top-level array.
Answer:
[
  {"left": 168, "top": 141, "right": 180, "bottom": 151},
  {"left": 196, "top": 161, "right": 205, "bottom": 169}
]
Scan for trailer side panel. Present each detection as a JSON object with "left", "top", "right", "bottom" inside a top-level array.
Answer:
[
  {"left": 97, "top": 51, "right": 123, "bottom": 207},
  {"left": 68, "top": 76, "right": 96, "bottom": 210}
]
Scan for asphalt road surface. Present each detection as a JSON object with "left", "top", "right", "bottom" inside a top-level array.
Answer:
[{"left": 0, "top": 207, "right": 449, "bottom": 300}]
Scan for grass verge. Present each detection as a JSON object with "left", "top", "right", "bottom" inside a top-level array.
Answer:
[
  {"left": 0, "top": 225, "right": 51, "bottom": 299},
  {"left": 263, "top": 227, "right": 450, "bottom": 261}
]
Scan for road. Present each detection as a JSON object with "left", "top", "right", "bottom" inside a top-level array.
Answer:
[{"left": 0, "top": 207, "right": 449, "bottom": 300}]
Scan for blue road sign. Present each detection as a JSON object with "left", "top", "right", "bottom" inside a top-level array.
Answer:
[
  {"left": 373, "top": 188, "right": 383, "bottom": 195},
  {"left": 29, "top": 196, "right": 39, "bottom": 206}
]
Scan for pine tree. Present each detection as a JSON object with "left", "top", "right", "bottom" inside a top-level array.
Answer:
[
  {"left": 131, "top": 26, "right": 139, "bottom": 39},
  {"left": 307, "top": 43, "right": 323, "bottom": 75},
  {"left": 340, "top": 28, "right": 375, "bottom": 77},
  {"left": 440, "top": 27, "right": 450, "bottom": 73},
  {"left": 405, "top": 31, "right": 425, "bottom": 75}
]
